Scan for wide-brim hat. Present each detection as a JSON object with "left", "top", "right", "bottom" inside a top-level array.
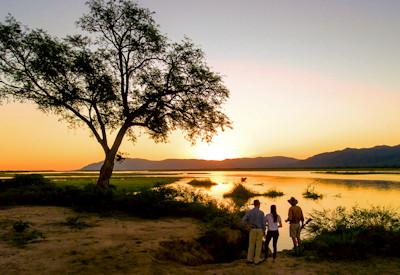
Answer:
[{"left": 288, "top": 197, "right": 298, "bottom": 205}]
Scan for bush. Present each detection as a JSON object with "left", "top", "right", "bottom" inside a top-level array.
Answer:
[
  {"left": 187, "top": 179, "right": 217, "bottom": 188},
  {"left": 5, "top": 174, "right": 52, "bottom": 188},
  {"left": 13, "top": 220, "right": 31, "bottom": 233},
  {"left": 223, "top": 183, "right": 258, "bottom": 200},
  {"left": 0, "top": 175, "right": 237, "bottom": 221},
  {"left": 302, "top": 185, "right": 323, "bottom": 200},
  {"left": 1, "top": 220, "right": 45, "bottom": 247},
  {"left": 63, "top": 216, "right": 91, "bottom": 229},
  {"left": 303, "top": 206, "right": 400, "bottom": 259}
]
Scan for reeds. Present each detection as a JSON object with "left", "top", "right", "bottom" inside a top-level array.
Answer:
[
  {"left": 304, "top": 206, "right": 400, "bottom": 259},
  {"left": 187, "top": 179, "right": 217, "bottom": 188},
  {"left": 302, "top": 184, "right": 323, "bottom": 200},
  {"left": 223, "top": 183, "right": 258, "bottom": 201},
  {"left": 263, "top": 188, "right": 284, "bottom": 198}
]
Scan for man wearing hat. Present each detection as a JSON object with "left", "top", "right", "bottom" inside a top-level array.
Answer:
[
  {"left": 242, "top": 199, "right": 265, "bottom": 264},
  {"left": 286, "top": 197, "right": 304, "bottom": 253}
]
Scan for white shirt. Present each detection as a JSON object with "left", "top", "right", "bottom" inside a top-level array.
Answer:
[{"left": 265, "top": 213, "right": 281, "bottom": 231}]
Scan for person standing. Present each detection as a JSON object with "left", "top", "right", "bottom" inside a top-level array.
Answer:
[
  {"left": 264, "top": 205, "right": 282, "bottom": 261},
  {"left": 242, "top": 199, "right": 265, "bottom": 264},
  {"left": 285, "top": 197, "right": 304, "bottom": 254}
]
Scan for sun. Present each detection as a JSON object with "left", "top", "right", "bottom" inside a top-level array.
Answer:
[{"left": 194, "top": 142, "right": 238, "bottom": 161}]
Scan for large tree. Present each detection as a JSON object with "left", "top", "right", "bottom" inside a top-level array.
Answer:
[{"left": 0, "top": 0, "right": 231, "bottom": 187}]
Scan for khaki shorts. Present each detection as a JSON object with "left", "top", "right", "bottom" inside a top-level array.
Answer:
[{"left": 289, "top": 223, "right": 301, "bottom": 238}]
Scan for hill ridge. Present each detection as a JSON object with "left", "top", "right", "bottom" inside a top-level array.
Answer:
[{"left": 81, "top": 144, "right": 400, "bottom": 170}]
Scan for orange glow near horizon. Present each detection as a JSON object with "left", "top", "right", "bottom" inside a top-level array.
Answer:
[
  {"left": 193, "top": 136, "right": 242, "bottom": 160},
  {"left": 1, "top": 63, "right": 400, "bottom": 170}
]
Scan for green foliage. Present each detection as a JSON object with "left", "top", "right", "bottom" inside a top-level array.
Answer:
[
  {"left": 0, "top": 175, "right": 236, "bottom": 223},
  {"left": 302, "top": 185, "right": 323, "bottom": 200},
  {"left": 53, "top": 176, "right": 179, "bottom": 192},
  {"left": 154, "top": 187, "right": 248, "bottom": 264},
  {"left": 4, "top": 174, "right": 52, "bottom": 188},
  {"left": 63, "top": 216, "right": 91, "bottom": 230},
  {"left": 304, "top": 206, "right": 400, "bottom": 259},
  {"left": 2, "top": 220, "right": 45, "bottom": 247},
  {"left": 13, "top": 220, "right": 31, "bottom": 233},
  {"left": 187, "top": 179, "right": 217, "bottom": 188},
  {"left": 0, "top": 0, "right": 231, "bottom": 187},
  {"left": 9, "top": 229, "right": 44, "bottom": 247},
  {"left": 1, "top": 174, "right": 250, "bottom": 262},
  {"left": 223, "top": 183, "right": 259, "bottom": 207},
  {"left": 223, "top": 184, "right": 258, "bottom": 200},
  {"left": 263, "top": 188, "right": 284, "bottom": 198}
]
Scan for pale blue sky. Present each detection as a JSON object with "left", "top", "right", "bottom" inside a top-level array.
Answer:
[{"left": 1, "top": 0, "right": 399, "bottom": 89}]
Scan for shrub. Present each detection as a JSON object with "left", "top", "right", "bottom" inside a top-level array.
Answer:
[
  {"left": 302, "top": 185, "right": 323, "bottom": 200},
  {"left": 303, "top": 206, "right": 400, "bottom": 259},
  {"left": 13, "top": 220, "right": 31, "bottom": 233},
  {"left": 1, "top": 174, "right": 252, "bottom": 263},
  {"left": 63, "top": 216, "right": 91, "bottom": 230},
  {"left": 0, "top": 175, "right": 241, "bottom": 228},
  {"left": 9, "top": 229, "right": 44, "bottom": 247},
  {"left": 223, "top": 183, "right": 261, "bottom": 207},
  {"left": 9, "top": 174, "right": 52, "bottom": 187},
  {"left": 1, "top": 220, "right": 45, "bottom": 247},
  {"left": 187, "top": 179, "right": 217, "bottom": 188},
  {"left": 223, "top": 184, "right": 258, "bottom": 200}
]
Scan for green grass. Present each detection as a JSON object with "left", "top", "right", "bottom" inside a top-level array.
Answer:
[
  {"left": 62, "top": 216, "right": 92, "bottom": 230},
  {"left": 187, "top": 179, "right": 217, "bottom": 187},
  {"left": 0, "top": 220, "right": 45, "bottom": 247},
  {"left": 52, "top": 176, "right": 180, "bottom": 192},
  {"left": 0, "top": 171, "right": 183, "bottom": 181},
  {"left": 0, "top": 172, "right": 181, "bottom": 192},
  {"left": 304, "top": 206, "right": 400, "bottom": 259},
  {"left": 223, "top": 183, "right": 258, "bottom": 201},
  {"left": 302, "top": 185, "right": 323, "bottom": 200}
]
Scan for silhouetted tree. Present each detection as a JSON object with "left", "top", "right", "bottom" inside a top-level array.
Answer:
[{"left": 0, "top": 0, "right": 231, "bottom": 187}]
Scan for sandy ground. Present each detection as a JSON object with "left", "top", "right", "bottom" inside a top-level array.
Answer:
[{"left": 0, "top": 206, "right": 400, "bottom": 275}]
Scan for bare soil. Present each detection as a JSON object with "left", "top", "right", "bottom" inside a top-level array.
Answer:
[{"left": 0, "top": 206, "right": 399, "bottom": 274}]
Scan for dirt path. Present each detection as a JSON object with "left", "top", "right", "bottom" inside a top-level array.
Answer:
[{"left": 0, "top": 206, "right": 399, "bottom": 274}]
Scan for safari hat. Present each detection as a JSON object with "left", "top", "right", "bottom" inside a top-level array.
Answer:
[{"left": 287, "top": 197, "right": 298, "bottom": 205}]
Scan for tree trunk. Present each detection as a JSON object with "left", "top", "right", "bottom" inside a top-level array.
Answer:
[
  {"left": 96, "top": 123, "right": 129, "bottom": 188},
  {"left": 97, "top": 151, "right": 117, "bottom": 188}
]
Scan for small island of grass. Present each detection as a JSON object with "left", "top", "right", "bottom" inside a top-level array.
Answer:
[
  {"left": 187, "top": 179, "right": 217, "bottom": 187},
  {"left": 223, "top": 183, "right": 258, "bottom": 201},
  {"left": 303, "top": 185, "right": 323, "bottom": 200},
  {"left": 263, "top": 188, "right": 284, "bottom": 198}
]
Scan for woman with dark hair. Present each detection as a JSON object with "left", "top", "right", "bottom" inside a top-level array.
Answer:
[{"left": 264, "top": 204, "right": 282, "bottom": 260}]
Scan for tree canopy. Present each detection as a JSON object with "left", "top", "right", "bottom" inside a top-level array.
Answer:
[{"left": 0, "top": 0, "right": 231, "bottom": 186}]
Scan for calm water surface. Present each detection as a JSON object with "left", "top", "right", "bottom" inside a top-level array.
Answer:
[{"left": 175, "top": 170, "right": 400, "bottom": 251}]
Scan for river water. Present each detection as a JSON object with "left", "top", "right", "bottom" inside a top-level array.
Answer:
[{"left": 173, "top": 170, "right": 400, "bottom": 251}]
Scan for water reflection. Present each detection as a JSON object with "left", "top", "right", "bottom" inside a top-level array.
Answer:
[{"left": 176, "top": 170, "right": 400, "bottom": 250}]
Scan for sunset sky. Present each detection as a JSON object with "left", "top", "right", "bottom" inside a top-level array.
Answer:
[{"left": 1, "top": 0, "right": 400, "bottom": 170}]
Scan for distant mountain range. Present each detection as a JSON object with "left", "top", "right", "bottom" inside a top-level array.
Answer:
[{"left": 81, "top": 145, "right": 400, "bottom": 170}]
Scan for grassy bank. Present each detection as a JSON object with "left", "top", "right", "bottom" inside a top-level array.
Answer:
[
  {"left": 1, "top": 206, "right": 400, "bottom": 274},
  {"left": 52, "top": 177, "right": 180, "bottom": 192},
  {"left": 0, "top": 174, "right": 250, "bottom": 264},
  {"left": 303, "top": 206, "right": 400, "bottom": 259}
]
